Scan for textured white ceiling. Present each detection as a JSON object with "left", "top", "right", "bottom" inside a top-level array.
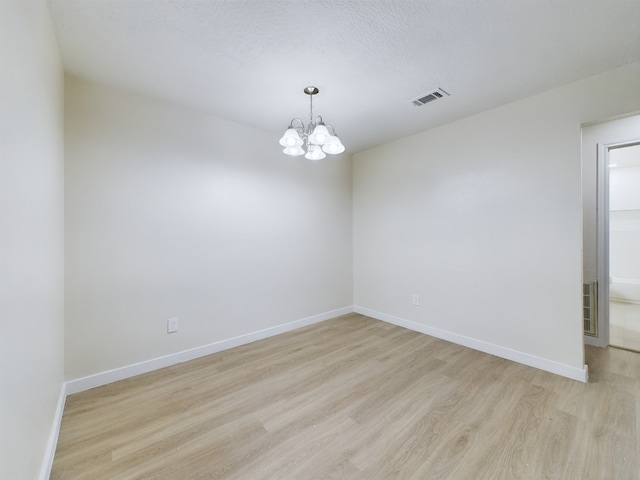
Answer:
[{"left": 49, "top": 0, "right": 640, "bottom": 154}]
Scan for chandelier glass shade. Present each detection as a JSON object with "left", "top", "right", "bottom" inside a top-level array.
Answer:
[{"left": 279, "top": 86, "right": 345, "bottom": 160}]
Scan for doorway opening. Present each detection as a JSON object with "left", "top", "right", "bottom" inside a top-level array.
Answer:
[
  {"left": 608, "top": 143, "right": 640, "bottom": 351},
  {"left": 581, "top": 114, "right": 640, "bottom": 350}
]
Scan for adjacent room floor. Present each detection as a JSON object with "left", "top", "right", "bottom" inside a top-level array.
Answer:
[{"left": 610, "top": 299, "right": 640, "bottom": 352}]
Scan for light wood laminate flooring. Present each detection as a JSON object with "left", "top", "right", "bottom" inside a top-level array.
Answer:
[{"left": 51, "top": 314, "right": 639, "bottom": 479}]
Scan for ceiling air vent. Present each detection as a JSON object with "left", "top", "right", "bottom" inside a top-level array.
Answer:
[{"left": 411, "top": 88, "right": 449, "bottom": 107}]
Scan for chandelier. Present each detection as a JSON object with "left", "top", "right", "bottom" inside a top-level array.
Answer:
[{"left": 279, "top": 86, "right": 345, "bottom": 160}]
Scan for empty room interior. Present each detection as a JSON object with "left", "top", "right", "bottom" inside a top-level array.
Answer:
[{"left": 2, "top": 1, "right": 640, "bottom": 478}]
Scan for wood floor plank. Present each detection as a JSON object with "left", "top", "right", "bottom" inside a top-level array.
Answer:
[{"left": 51, "top": 314, "right": 639, "bottom": 479}]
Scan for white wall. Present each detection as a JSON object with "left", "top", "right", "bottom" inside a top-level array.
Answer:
[
  {"left": 582, "top": 114, "right": 640, "bottom": 282},
  {"left": 0, "top": 1, "right": 65, "bottom": 479},
  {"left": 353, "top": 63, "right": 640, "bottom": 378},
  {"left": 64, "top": 77, "right": 353, "bottom": 380},
  {"left": 609, "top": 158, "right": 640, "bottom": 211}
]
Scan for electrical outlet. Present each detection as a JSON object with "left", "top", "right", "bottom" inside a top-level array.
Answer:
[
  {"left": 167, "top": 317, "right": 179, "bottom": 333},
  {"left": 412, "top": 294, "right": 420, "bottom": 306}
]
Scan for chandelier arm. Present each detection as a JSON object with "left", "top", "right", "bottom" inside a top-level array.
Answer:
[
  {"left": 289, "top": 118, "right": 305, "bottom": 129},
  {"left": 323, "top": 123, "right": 337, "bottom": 135}
]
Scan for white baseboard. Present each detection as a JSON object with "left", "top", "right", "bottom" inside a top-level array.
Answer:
[
  {"left": 354, "top": 306, "right": 588, "bottom": 383},
  {"left": 39, "top": 383, "right": 67, "bottom": 480},
  {"left": 44, "top": 304, "right": 586, "bottom": 476},
  {"left": 65, "top": 306, "right": 354, "bottom": 395}
]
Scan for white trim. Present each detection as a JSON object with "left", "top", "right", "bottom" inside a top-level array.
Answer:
[
  {"left": 611, "top": 277, "right": 640, "bottom": 285},
  {"left": 355, "top": 306, "right": 588, "bottom": 383},
  {"left": 610, "top": 298, "right": 640, "bottom": 306},
  {"left": 45, "top": 304, "right": 587, "bottom": 476},
  {"left": 593, "top": 142, "right": 611, "bottom": 347},
  {"left": 39, "top": 383, "right": 67, "bottom": 480},
  {"left": 65, "top": 306, "right": 354, "bottom": 395}
]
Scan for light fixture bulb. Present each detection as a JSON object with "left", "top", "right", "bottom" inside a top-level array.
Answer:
[
  {"left": 305, "top": 144, "right": 326, "bottom": 160},
  {"left": 279, "top": 127, "right": 303, "bottom": 147},
  {"left": 309, "top": 123, "right": 330, "bottom": 145},
  {"left": 322, "top": 135, "right": 345, "bottom": 154},
  {"left": 283, "top": 145, "right": 305, "bottom": 156}
]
